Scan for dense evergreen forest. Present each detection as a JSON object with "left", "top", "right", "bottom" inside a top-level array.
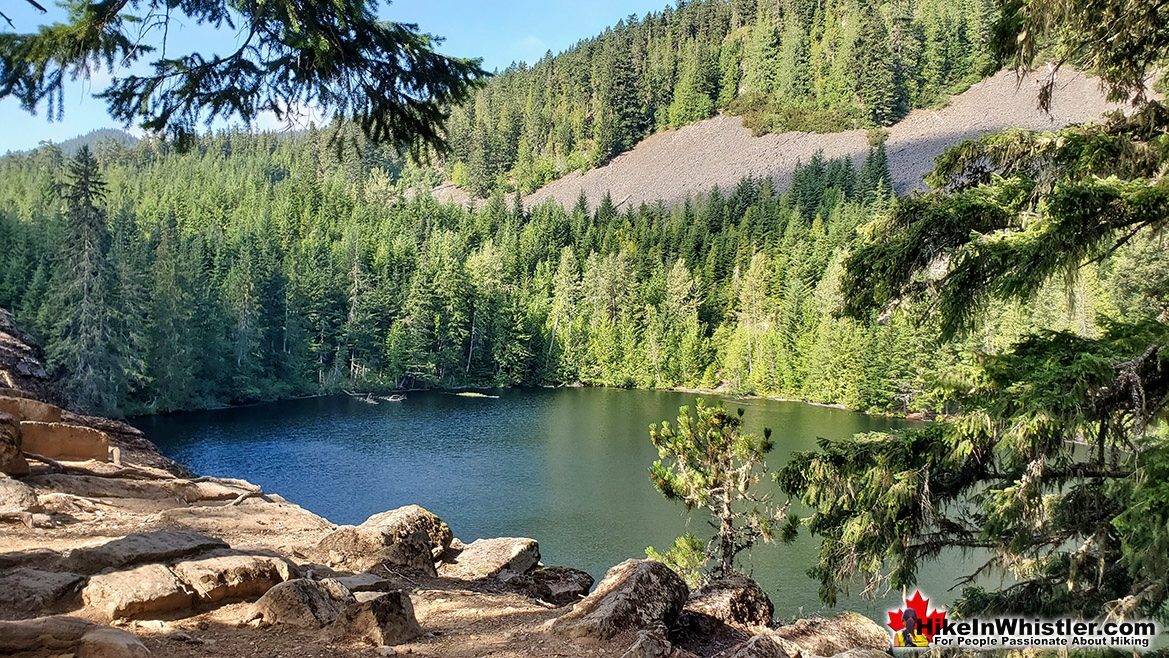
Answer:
[
  {"left": 444, "top": 0, "right": 997, "bottom": 196},
  {"left": 0, "top": 128, "right": 1128, "bottom": 417}
]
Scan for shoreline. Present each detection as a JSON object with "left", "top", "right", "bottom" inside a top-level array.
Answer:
[{"left": 128, "top": 381, "right": 937, "bottom": 423}]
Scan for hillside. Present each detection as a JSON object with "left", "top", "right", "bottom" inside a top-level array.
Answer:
[
  {"left": 520, "top": 69, "right": 1119, "bottom": 209},
  {"left": 443, "top": 0, "right": 999, "bottom": 197},
  {"left": 53, "top": 129, "right": 139, "bottom": 156}
]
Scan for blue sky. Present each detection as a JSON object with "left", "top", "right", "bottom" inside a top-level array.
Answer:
[{"left": 0, "top": 0, "right": 669, "bottom": 152}]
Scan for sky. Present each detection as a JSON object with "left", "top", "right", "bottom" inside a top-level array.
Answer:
[{"left": 0, "top": 0, "right": 669, "bottom": 153}]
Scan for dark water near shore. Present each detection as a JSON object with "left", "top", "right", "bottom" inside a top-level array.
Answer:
[{"left": 135, "top": 387, "right": 978, "bottom": 619}]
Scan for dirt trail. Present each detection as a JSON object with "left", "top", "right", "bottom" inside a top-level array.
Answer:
[{"left": 521, "top": 68, "right": 1120, "bottom": 210}]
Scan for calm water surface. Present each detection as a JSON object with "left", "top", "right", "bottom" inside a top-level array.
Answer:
[{"left": 134, "top": 387, "right": 975, "bottom": 618}]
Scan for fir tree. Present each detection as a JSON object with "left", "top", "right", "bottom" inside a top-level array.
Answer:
[{"left": 45, "top": 147, "right": 120, "bottom": 415}]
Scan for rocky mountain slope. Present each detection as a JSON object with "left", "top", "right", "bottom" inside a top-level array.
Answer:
[
  {"left": 0, "top": 309, "right": 893, "bottom": 657},
  {"left": 464, "top": 69, "right": 1118, "bottom": 211}
]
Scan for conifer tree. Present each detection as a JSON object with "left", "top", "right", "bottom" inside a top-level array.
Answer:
[
  {"left": 650, "top": 399, "right": 786, "bottom": 578},
  {"left": 854, "top": 13, "right": 898, "bottom": 125},
  {"left": 781, "top": 0, "right": 1169, "bottom": 622},
  {"left": 45, "top": 147, "right": 120, "bottom": 415}
]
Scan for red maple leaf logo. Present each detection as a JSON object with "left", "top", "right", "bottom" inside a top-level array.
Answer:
[{"left": 887, "top": 591, "right": 947, "bottom": 641}]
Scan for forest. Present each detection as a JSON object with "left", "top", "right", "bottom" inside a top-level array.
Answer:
[
  {"left": 2, "top": 0, "right": 1169, "bottom": 633},
  {"left": 443, "top": 0, "right": 997, "bottom": 196},
  {"left": 0, "top": 126, "right": 1131, "bottom": 418}
]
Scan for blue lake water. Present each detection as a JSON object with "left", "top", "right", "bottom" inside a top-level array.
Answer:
[{"left": 134, "top": 387, "right": 980, "bottom": 619}]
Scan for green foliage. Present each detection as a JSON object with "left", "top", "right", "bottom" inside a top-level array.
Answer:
[
  {"left": 647, "top": 533, "right": 708, "bottom": 589},
  {"left": 781, "top": 0, "right": 1169, "bottom": 623},
  {"left": 0, "top": 132, "right": 1120, "bottom": 418},
  {"left": 729, "top": 95, "right": 862, "bottom": 135},
  {"left": 0, "top": 0, "right": 486, "bottom": 149},
  {"left": 781, "top": 321, "right": 1169, "bottom": 619},
  {"left": 650, "top": 399, "right": 786, "bottom": 577}
]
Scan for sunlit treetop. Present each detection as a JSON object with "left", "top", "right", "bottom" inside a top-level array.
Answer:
[{"left": 0, "top": 0, "right": 488, "bottom": 150}]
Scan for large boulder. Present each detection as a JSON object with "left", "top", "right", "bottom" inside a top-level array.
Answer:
[
  {"left": 0, "top": 412, "right": 28, "bottom": 476},
  {"left": 329, "top": 591, "right": 422, "bottom": 646},
  {"left": 250, "top": 578, "right": 354, "bottom": 628},
  {"left": 0, "top": 615, "right": 150, "bottom": 657},
  {"left": 0, "top": 474, "right": 39, "bottom": 514},
  {"left": 171, "top": 549, "right": 295, "bottom": 603},
  {"left": 684, "top": 574, "right": 773, "bottom": 629},
  {"left": 19, "top": 421, "right": 109, "bottom": 462},
  {"left": 769, "top": 613, "right": 889, "bottom": 656},
  {"left": 83, "top": 564, "right": 194, "bottom": 620},
  {"left": 363, "top": 505, "right": 452, "bottom": 558},
  {"left": 552, "top": 559, "right": 689, "bottom": 640},
  {"left": 505, "top": 566, "right": 594, "bottom": 606},
  {"left": 438, "top": 537, "right": 540, "bottom": 580},
  {"left": 315, "top": 506, "right": 450, "bottom": 575},
  {"left": 0, "top": 396, "right": 62, "bottom": 423},
  {"left": 0, "top": 567, "right": 84, "bottom": 612}
]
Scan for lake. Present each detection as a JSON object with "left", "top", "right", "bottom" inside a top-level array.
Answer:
[{"left": 134, "top": 387, "right": 974, "bottom": 619}]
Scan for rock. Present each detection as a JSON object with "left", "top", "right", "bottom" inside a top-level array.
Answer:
[
  {"left": 251, "top": 578, "right": 354, "bottom": 628},
  {"left": 0, "top": 396, "right": 63, "bottom": 423},
  {"left": 552, "top": 559, "right": 689, "bottom": 640},
  {"left": 0, "top": 567, "right": 84, "bottom": 612},
  {"left": 19, "top": 421, "right": 109, "bottom": 462},
  {"left": 621, "top": 626, "right": 674, "bottom": 658},
  {"left": 0, "top": 387, "right": 37, "bottom": 399},
  {"left": 171, "top": 549, "right": 295, "bottom": 603},
  {"left": 362, "top": 505, "right": 453, "bottom": 558},
  {"left": 24, "top": 472, "right": 202, "bottom": 502},
  {"left": 0, "top": 615, "right": 150, "bottom": 657},
  {"left": 684, "top": 574, "right": 773, "bottom": 628},
  {"left": 0, "top": 474, "right": 39, "bottom": 514},
  {"left": 159, "top": 500, "right": 334, "bottom": 555},
  {"left": 438, "top": 537, "right": 540, "bottom": 580},
  {"left": 315, "top": 523, "right": 437, "bottom": 575},
  {"left": 724, "top": 633, "right": 804, "bottom": 658},
  {"left": 333, "top": 573, "right": 393, "bottom": 593},
  {"left": 318, "top": 577, "right": 359, "bottom": 602},
  {"left": 505, "top": 566, "right": 594, "bottom": 606},
  {"left": 83, "top": 564, "right": 194, "bottom": 620},
  {"left": 78, "top": 625, "right": 154, "bottom": 658},
  {"left": 0, "top": 412, "right": 28, "bottom": 476},
  {"left": 67, "top": 530, "right": 228, "bottom": 574},
  {"left": 770, "top": 612, "right": 889, "bottom": 656},
  {"left": 329, "top": 591, "right": 423, "bottom": 646}
]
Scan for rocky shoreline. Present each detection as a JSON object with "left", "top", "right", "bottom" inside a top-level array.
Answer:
[{"left": 0, "top": 309, "right": 892, "bottom": 657}]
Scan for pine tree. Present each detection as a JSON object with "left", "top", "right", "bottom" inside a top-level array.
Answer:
[
  {"left": 1, "top": 0, "right": 486, "bottom": 148},
  {"left": 45, "top": 147, "right": 121, "bottom": 416},
  {"left": 650, "top": 399, "right": 786, "bottom": 578},
  {"left": 774, "top": 14, "right": 812, "bottom": 102},
  {"left": 854, "top": 13, "right": 899, "bottom": 125},
  {"left": 782, "top": 0, "right": 1169, "bottom": 622}
]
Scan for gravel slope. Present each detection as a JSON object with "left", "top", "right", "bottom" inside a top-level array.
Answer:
[{"left": 522, "top": 68, "right": 1121, "bottom": 210}]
